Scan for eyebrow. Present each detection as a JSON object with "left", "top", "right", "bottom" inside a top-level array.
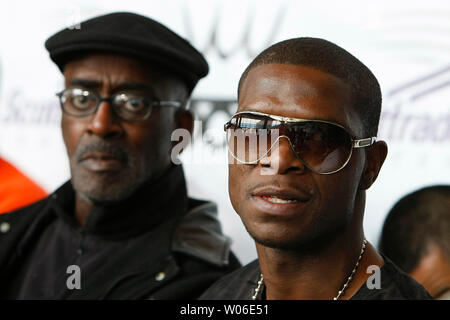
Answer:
[
  {"left": 68, "top": 78, "right": 101, "bottom": 89},
  {"left": 68, "top": 79, "right": 156, "bottom": 95},
  {"left": 237, "top": 107, "right": 359, "bottom": 136},
  {"left": 240, "top": 106, "right": 344, "bottom": 126}
]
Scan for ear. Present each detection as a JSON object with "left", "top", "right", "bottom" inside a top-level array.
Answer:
[
  {"left": 358, "top": 140, "right": 388, "bottom": 190},
  {"left": 170, "top": 108, "right": 194, "bottom": 155},
  {"left": 175, "top": 108, "right": 194, "bottom": 135}
]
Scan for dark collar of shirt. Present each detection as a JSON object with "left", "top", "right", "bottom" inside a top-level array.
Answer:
[
  {"left": 50, "top": 164, "right": 188, "bottom": 240},
  {"left": 199, "top": 254, "right": 432, "bottom": 300}
]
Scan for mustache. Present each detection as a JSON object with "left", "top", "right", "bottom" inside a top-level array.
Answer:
[{"left": 75, "top": 138, "right": 129, "bottom": 164}]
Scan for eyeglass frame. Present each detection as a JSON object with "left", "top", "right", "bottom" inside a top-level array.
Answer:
[
  {"left": 224, "top": 111, "right": 377, "bottom": 174},
  {"left": 56, "top": 88, "right": 183, "bottom": 122}
]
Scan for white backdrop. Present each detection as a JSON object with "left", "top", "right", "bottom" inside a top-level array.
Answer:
[{"left": 0, "top": 0, "right": 449, "bottom": 265}]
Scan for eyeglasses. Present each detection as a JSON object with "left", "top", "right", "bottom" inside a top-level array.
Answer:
[
  {"left": 56, "top": 88, "right": 183, "bottom": 122},
  {"left": 224, "top": 111, "right": 376, "bottom": 175}
]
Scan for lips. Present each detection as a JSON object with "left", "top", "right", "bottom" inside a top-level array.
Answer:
[
  {"left": 261, "top": 195, "right": 299, "bottom": 204},
  {"left": 252, "top": 187, "right": 311, "bottom": 202},
  {"left": 250, "top": 186, "right": 312, "bottom": 217},
  {"left": 80, "top": 152, "right": 124, "bottom": 172}
]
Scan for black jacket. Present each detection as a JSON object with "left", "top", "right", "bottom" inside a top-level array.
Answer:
[{"left": 0, "top": 165, "right": 240, "bottom": 299}]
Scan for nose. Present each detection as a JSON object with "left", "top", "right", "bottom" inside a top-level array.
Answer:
[
  {"left": 87, "top": 101, "right": 123, "bottom": 139},
  {"left": 259, "top": 136, "right": 307, "bottom": 175}
]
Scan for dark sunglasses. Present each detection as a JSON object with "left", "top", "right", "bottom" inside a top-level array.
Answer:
[
  {"left": 224, "top": 111, "right": 376, "bottom": 174},
  {"left": 56, "top": 88, "right": 182, "bottom": 122}
]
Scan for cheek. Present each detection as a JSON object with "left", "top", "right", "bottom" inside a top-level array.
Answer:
[
  {"left": 61, "top": 117, "right": 85, "bottom": 158},
  {"left": 124, "top": 117, "right": 174, "bottom": 161},
  {"left": 315, "top": 151, "right": 365, "bottom": 212},
  {"left": 228, "top": 164, "right": 249, "bottom": 212}
]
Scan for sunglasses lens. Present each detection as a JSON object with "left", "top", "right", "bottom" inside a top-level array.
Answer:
[
  {"left": 289, "top": 122, "right": 353, "bottom": 174},
  {"left": 226, "top": 113, "right": 279, "bottom": 163},
  {"left": 226, "top": 113, "right": 353, "bottom": 174}
]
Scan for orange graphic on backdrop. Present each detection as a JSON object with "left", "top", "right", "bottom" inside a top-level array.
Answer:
[{"left": 0, "top": 158, "right": 47, "bottom": 213}]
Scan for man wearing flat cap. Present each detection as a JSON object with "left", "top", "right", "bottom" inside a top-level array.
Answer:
[{"left": 0, "top": 12, "right": 240, "bottom": 299}]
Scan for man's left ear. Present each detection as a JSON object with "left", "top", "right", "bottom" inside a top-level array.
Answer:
[
  {"left": 358, "top": 140, "right": 388, "bottom": 190},
  {"left": 175, "top": 107, "right": 194, "bottom": 135}
]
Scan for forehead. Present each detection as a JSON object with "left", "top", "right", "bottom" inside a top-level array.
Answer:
[
  {"left": 64, "top": 53, "right": 158, "bottom": 82},
  {"left": 63, "top": 53, "right": 188, "bottom": 99},
  {"left": 238, "top": 63, "right": 363, "bottom": 137}
]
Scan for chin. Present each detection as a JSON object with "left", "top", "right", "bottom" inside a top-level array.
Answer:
[
  {"left": 73, "top": 175, "right": 139, "bottom": 204},
  {"left": 246, "top": 221, "right": 347, "bottom": 253},
  {"left": 243, "top": 222, "right": 306, "bottom": 250},
  {"left": 82, "top": 185, "right": 136, "bottom": 204},
  {"left": 253, "top": 236, "right": 302, "bottom": 251},
  {"left": 250, "top": 230, "right": 317, "bottom": 251}
]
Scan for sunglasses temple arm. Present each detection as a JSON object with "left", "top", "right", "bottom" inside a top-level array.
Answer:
[{"left": 353, "top": 137, "right": 377, "bottom": 148}]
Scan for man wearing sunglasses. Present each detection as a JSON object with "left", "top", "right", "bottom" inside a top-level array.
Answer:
[
  {"left": 0, "top": 12, "right": 240, "bottom": 299},
  {"left": 201, "top": 38, "right": 431, "bottom": 300}
]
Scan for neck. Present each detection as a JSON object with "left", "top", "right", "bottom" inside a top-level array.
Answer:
[
  {"left": 72, "top": 165, "right": 185, "bottom": 228},
  {"left": 256, "top": 192, "right": 384, "bottom": 300},
  {"left": 75, "top": 192, "right": 93, "bottom": 226}
]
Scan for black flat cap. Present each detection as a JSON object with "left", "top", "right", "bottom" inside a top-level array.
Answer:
[{"left": 45, "top": 12, "right": 209, "bottom": 93}]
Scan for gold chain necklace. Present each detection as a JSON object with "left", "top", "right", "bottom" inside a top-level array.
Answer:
[{"left": 252, "top": 238, "right": 367, "bottom": 300}]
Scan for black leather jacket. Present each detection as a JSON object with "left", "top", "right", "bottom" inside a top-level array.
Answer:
[{"left": 0, "top": 165, "right": 240, "bottom": 299}]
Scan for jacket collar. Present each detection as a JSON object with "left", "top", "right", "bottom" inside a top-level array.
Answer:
[{"left": 50, "top": 164, "right": 188, "bottom": 240}]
